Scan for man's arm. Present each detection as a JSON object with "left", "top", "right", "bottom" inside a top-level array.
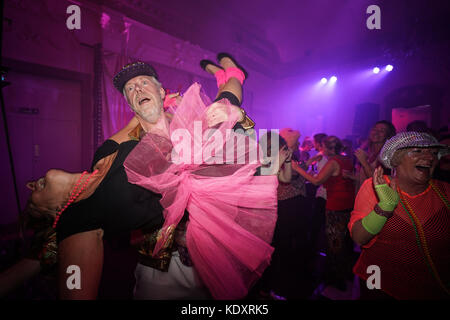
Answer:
[
  {"left": 0, "top": 259, "right": 41, "bottom": 298},
  {"left": 109, "top": 116, "right": 140, "bottom": 144}
]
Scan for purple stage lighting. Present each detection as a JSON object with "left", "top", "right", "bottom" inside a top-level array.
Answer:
[
  {"left": 329, "top": 76, "right": 337, "bottom": 83},
  {"left": 385, "top": 64, "right": 394, "bottom": 71},
  {"left": 321, "top": 77, "right": 328, "bottom": 84},
  {"left": 373, "top": 67, "right": 380, "bottom": 74}
]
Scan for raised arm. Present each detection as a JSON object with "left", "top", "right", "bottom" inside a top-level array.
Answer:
[
  {"left": 277, "top": 146, "right": 293, "bottom": 183},
  {"left": 292, "top": 158, "right": 338, "bottom": 186},
  {"left": 351, "top": 166, "right": 398, "bottom": 246}
]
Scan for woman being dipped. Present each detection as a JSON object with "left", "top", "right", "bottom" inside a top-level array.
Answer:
[{"left": 14, "top": 54, "right": 277, "bottom": 300}]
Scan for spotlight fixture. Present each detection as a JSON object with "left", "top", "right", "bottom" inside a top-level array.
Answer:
[
  {"left": 329, "top": 76, "right": 337, "bottom": 83},
  {"left": 373, "top": 67, "right": 380, "bottom": 74},
  {"left": 385, "top": 65, "right": 393, "bottom": 71},
  {"left": 320, "top": 77, "right": 328, "bottom": 84}
]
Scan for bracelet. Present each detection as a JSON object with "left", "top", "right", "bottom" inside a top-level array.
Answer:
[
  {"left": 373, "top": 203, "right": 393, "bottom": 219},
  {"left": 285, "top": 160, "right": 292, "bottom": 163},
  {"left": 238, "top": 107, "right": 246, "bottom": 122}
]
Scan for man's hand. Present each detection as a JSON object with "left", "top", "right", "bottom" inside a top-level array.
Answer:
[{"left": 163, "top": 92, "right": 182, "bottom": 108}]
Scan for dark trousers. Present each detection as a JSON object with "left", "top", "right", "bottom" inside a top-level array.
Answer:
[
  {"left": 310, "top": 197, "right": 326, "bottom": 251},
  {"left": 323, "top": 210, "right": 354, "bottom": 287},
  {"left": 258, "top": 195, "right": 313, "bottom": 298}
]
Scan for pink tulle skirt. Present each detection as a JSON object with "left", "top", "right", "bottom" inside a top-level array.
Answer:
[{"left": 124, "top": 83, "right": 278, "bottom": 299}]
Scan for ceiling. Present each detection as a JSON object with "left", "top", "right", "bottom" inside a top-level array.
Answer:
[{"left": 93, "top": 0, "right": 450, "bottom": 78}]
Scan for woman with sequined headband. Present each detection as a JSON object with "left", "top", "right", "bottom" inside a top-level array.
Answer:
[{"left": 349, "top": 131, "right": 450, "bottom": 299}]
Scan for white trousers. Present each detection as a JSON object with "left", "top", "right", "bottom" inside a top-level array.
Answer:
[{"left": 133, "top": 250, "right": 210, "bottom": 300}]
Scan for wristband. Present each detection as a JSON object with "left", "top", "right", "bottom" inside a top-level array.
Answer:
[
  {"left": 238, "top": 107, "right": 246, "bottom": 122},
  {"left": 361, "top": 210, "right": 388, "bottom": 235},
  {"left": 373, "top": 203, "right": 393, "bottom": 219}
]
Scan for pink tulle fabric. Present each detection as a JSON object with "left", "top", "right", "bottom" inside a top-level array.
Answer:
[{"left": 124, "top": 83, "right": 278, "bottom": 299}]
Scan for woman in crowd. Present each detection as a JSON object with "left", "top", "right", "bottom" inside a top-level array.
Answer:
[
  {"left": 257, "top": 128, "right": 314, "bottom": 299},
  {"left": 349, "top": 131, "right": 450, "bottom": 299},
  {"left": 355, "top": 121, "right": 396, "bottom": 190},
  {"left": 292, "top": 136, "right": 355, "bottom": 291}
]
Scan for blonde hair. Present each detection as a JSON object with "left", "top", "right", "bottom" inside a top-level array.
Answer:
[{"left": 19, "top": 200, "right": 57, "bottom": 239}]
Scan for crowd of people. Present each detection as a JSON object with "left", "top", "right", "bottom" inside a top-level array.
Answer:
[
  {"left": 254, "top": 120, "right": 450, "bottom": 300},
  {"left": 1, "top": 55, "right": 449, "bottom": 300}
]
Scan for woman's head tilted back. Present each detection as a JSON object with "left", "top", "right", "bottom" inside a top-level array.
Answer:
[{"left": 25, "top": 169, "right": 76, "bottom": 217}]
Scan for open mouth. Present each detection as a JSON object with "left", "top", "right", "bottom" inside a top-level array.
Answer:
[
  {"left": 139, "top": 97, "right": 151, "bottom": 105},
  {"left": 415, "top": 165, "right": 431, "bottom": 173}
]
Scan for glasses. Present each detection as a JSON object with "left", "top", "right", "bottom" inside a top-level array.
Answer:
[{"left": 406, "top": 148, "right": 439, "bottom": 159}]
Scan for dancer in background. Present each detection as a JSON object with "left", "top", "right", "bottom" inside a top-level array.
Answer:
[{"left": 292, "top": 136, "right": 355, "bottom": 291}]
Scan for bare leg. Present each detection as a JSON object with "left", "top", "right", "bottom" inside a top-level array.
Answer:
[
  {"left": 58, "top": 229, "right": 104, "bottom": 299},
  {"left": 202, "top": 57, "right": 244, "bottom": 103},
  {"left": 203, "top": 63, "right": 226, "bottom": 100}
]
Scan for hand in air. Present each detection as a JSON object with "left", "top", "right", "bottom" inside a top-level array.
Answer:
[
  {"left": 279, "top": 146, "right": 292, "bottom": 164},
  {"left": 373, "top": 166, "right": 399, "bottom": 211}
]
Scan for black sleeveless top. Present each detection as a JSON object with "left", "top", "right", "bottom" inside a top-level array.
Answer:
[{"left": 56, "top": 140, "right": 164, "bottom": 243}]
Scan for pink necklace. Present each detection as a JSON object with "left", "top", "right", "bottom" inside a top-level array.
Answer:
[{"left": 53, "top": 170, "right": 98, "bottom": 228}]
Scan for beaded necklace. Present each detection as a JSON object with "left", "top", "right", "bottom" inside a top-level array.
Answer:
[
  {"left": 52, "top": 170, "right": 98, "bottom": 229},
  {"left": 397, "top": 180, "right": 450, "bottom": 296}
]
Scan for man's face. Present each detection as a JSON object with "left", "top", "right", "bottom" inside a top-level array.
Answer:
[{"left": 124, "top": 75, "right": 165, "bottom": 124}]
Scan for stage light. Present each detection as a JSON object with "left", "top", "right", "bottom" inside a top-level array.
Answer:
[
  {"left": 385, "top": 64, "right": 393, "bottom": 71},
  {"left": 329, "top": 76, "right": 337, "bottom": 83},
  {"left": 320, "top": 77, "right": 328, "bottom": 84},
  {"left": 373, "top": 67, "right": 380, "bottom": 74}
]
